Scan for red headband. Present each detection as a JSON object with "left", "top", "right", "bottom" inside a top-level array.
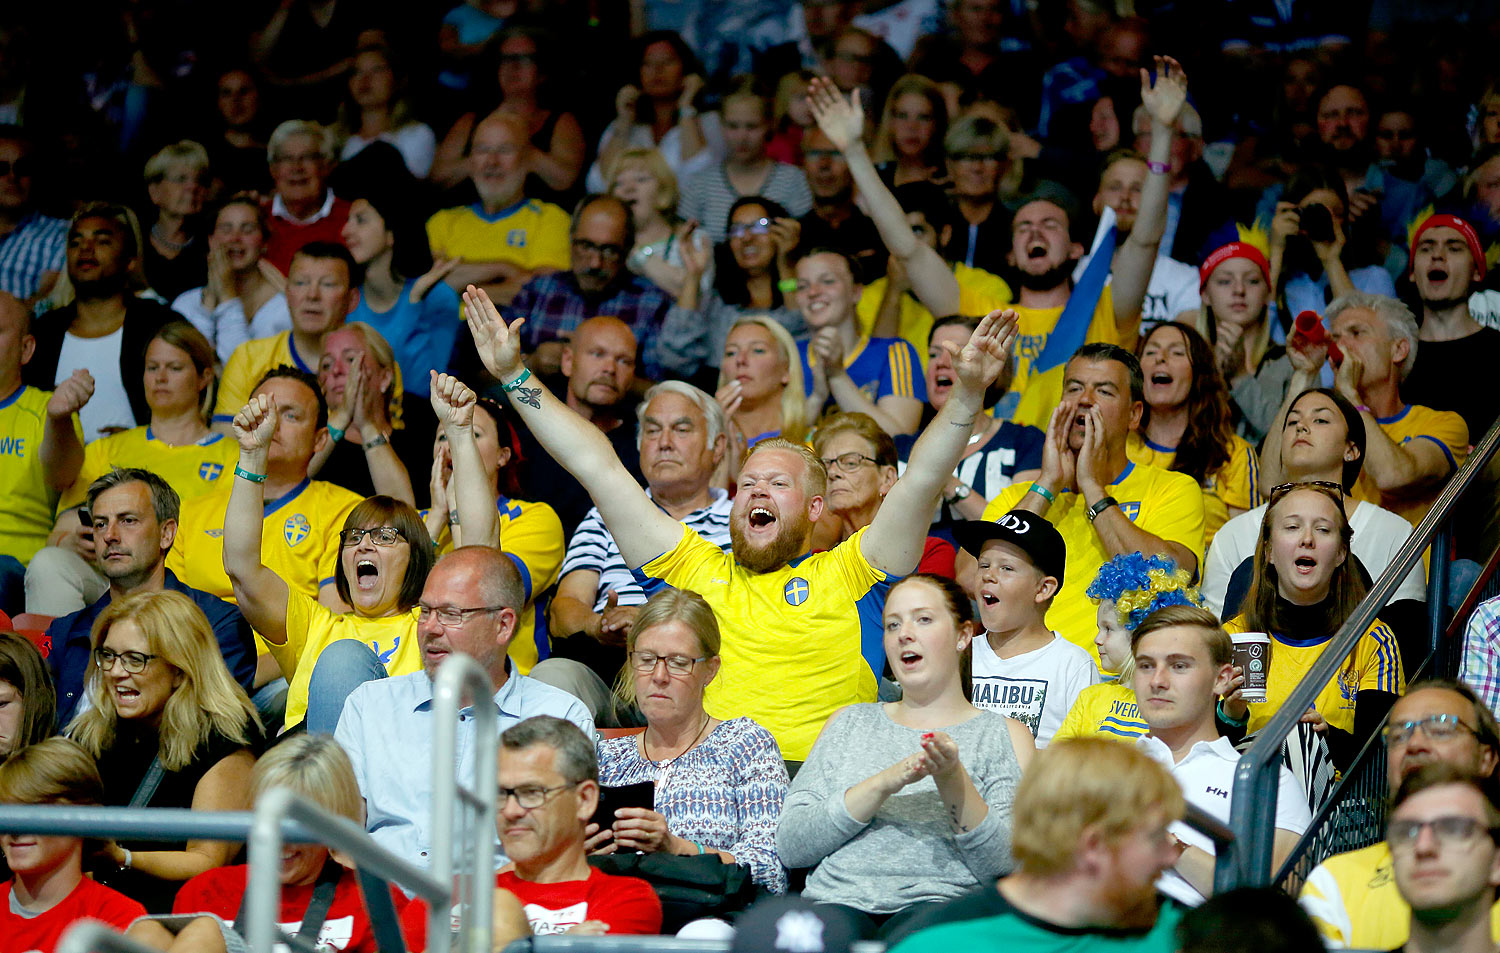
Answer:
[
  {"left": 1410, "top": 213, "right": 1487, "bottom": 280},
  {"left": 1199, "top": 242, "right": 1271, "bottom": 289}
]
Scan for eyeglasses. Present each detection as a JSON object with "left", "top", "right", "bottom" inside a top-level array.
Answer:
[
  {"left": 803, "top": 149, "right": 841, "bottom": 161},
  {"left": 820, "top": 452, "right": 878, "bottom": 473},
  {"left": 728, "top": 218, "right": 773, "bottom": 240},
  {"left": 1269, "top": 480, "right": 1345, "bottom": 502},
  {"left": 416, "top": 604, "right": 506, "bottom": 627},
  {"left": 271, "top": 152, "right": 323, "bottom": 166},
  {"left": 499, "top": 53, "right": 537, "bottom": 65},
  {"left": 1384, "top": 713, "right": 1480, "bottom": 747},
  {"left": 94, "top": 647, "right": 159, "bottom": 674},
  {"left": 629, "top": 651, "right": 706, "bottom": 675},
  {"left": 949, "top": 152, "right": 1001, "bottom": 163},
  {"left": 0, "top": 159, "right": 36, "bottom": 178},
  {"left": 498, "top": 783, "right": 577, "bottom": 810},
  {"left": 339, "top": 526, "right": 406, "bottom": 548},
  {"left": 1388, "top": 815, "right": 1499, "bottom": 851},
  {"left": 572, "top": 238, "right": 624, "bottom": 262}
]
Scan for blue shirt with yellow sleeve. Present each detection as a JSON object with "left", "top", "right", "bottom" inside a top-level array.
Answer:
[
  {"left": 636, "top": 524, "right": 889, "bottom": 761},
  {"left": 798, "top": 336, "right": 926, "bottom": 413},
  {"left": 1353, "top": 403, "right": 1469, "bottom": 526},
  {"left": 213, "top": 331, "right": 315, "bottom": 424},
  {"left": 982, "top": 461, "right": 1206, "bottom": 666},
  {"left": 165, "top": 478, "right": 364, "bottom": 653},
  {"left": 59, "top": 426, "right": 237, "bottom": 511},
  {"left": 427, "top": 495, "right": 564, "bottom": 675},
  {"left": 0, "top": 385, "right": 76, "bottom": 565}
]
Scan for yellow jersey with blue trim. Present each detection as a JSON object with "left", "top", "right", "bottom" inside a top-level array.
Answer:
[
  {"left": 269, "top": 587, "right": 421, "bottom": 729},
  {"left": 1125, "top": 431, "right": 1260, "bottom": 548},
  {"left": 854, "top": 263, "right": 1013, "bottom": 362},
  {"left": 0, "top": 385, "right": 77, "bottom": 564},
  {"left": 1008, "top": 290, "right": 1121, "bottom": 429},
  {"left": 213, "top": 331, "right": 316, "bottom": 424},
  {"left": 1352, "top": 403, "right": 1470, "bottom": 526},
  {"left": 427, "top": 495, "right": 564, "bottom": 675},
  {"left": 1224, "top": 614, "right": 1404, "bottom": 735},
  {"left": 1053, "top": 681, "right": 1149, "bottom": 742},
  {"left": 638, "top": 523, "right": 890, "bottom": 760},
  {"left": 59, "top": 426, "right": 238, "bottom": 511},
  {"left": 166, "top": 478, "right": 363, "bottom": 649},
  {"left": 425, "top": 200, "right": 572, "bottom": 271},
  {"left": 983, "top": 462, "right": 1206, "bottom": 666}
]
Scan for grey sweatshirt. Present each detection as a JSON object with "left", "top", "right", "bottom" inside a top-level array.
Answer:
[{"left": 776, "top": 704, "right": 1022, "bottom": 914}]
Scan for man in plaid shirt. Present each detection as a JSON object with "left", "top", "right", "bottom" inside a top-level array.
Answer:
[
  {"left": 0, "top": 127, "right": 65, "bottom": 305},
  {"left": 1459, "top": 594, "right": 1500, "bottom": 711},
  {"left": 507, "top": 194, "right": 670, "bottom": 381}
]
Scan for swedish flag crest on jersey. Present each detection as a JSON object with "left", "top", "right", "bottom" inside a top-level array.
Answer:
[
  {"left": 1119, "top": 501, "right": 1141, "bottom": 521},
  {"left": 199, "top": 462, "right": 223, "bottom": 482},
  {"left": 284, "top": 513, "right": 311, "bottom": 546},
  {"left": 784, "top": 577, "right": 810, "bottom": 606}
]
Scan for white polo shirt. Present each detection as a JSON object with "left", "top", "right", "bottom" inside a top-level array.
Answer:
[{"left": 1137, "top": 734, "right": 1312, "bottom": 906}]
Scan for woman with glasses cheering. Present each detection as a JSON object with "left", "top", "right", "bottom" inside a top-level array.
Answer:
[
  {"left": 70, "top": 589, "right": 261, "bottom": 912},
  {"left": 1220, "top": 481, "right": 1404, "bottom": 769},
  {"left": 222, "top": 372, "right": 497, "bottom": 733},
  {"left": 811, "top": 414, "right": 956, "bottom": 577},
  {"left": 595, "top": 589, "right": 789, "bottom": 892}
]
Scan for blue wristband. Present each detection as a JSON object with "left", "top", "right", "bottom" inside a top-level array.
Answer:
[
  {"left": 1029, "top": 482, "right": 1057, "bottom": 504},
  {"left": 327, "top": 425, "right": 346, "bottom": 443}
]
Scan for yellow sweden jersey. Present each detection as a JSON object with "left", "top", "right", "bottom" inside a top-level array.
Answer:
[
  {"left": 639, "top": 524, "right": 890, "bottom": 760},
  {"left": 1224, "top": 614, "right": 1404, "bottom": 735},
  {"left": 166, "top": 479, "right": 363, "bottom": 650},
  {"left": 983, "top": 462, "right": 1206, "bottom": 666},
  {"left": 428, "top": 495, "right": 564, "bottom": 675},
  {"left": 270, "top": 588, "right": 421, "bottom": 729},
  {"left": 60, "top": 426, "right": 238, "bottom": 510},
  {"left": 1125, "top": 431, "right": 1260, "bottom": 547},
  {"left": 1053, "top": 681, "right": 1148, "bottom": 742},
  {"left": 213, "top": 332, "right": 315, "bottom": 424},
  {"left": 854, "top": 263, "right": 1013, "bottom": 361},
  {"left": 425, "top": 201, "right": 571, "bottom": 272},
  {"left": 1352, "top": 403, "right": 1469, "bottom": 525},
  {"left": 0, "top": 386, "right": 77, "bottom": 565},
  {"left": 1300, "top": 841, "right": 1500, "bottom": 949},
  {"left": 1009, "top": 290, "right": 1122, "bottom": 429}
]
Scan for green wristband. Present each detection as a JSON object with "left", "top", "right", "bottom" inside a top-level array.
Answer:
[
  {"left": 1029, "top": 482, "right": 1056, "bottom": 504},
  {"left": 327, "top": 425, "right": 346, "bottom": 443},
  {"left": 233, "top": 466, "right": 266, "bottom": 484},
  {"left": 777, "top": 278, "right": 799, "bottom": 294},
  {"left": 1217, "top": 698, "right": 1248, "bottom": 727},
  {"left": 501, "top": 368, "right": 533, "bottom": 393}
]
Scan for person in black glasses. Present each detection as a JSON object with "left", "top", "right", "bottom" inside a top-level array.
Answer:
[{"left": 1300, "top": 680, "right": 1500, "bottom": 950}]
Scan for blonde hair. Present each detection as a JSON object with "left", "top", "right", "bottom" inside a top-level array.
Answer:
[
  {"left": 716, "top": 316, "right": 807, "bottom": 444},
  {"left": 335, "top": 322, "right": 406, "bottom": 430},
  {"left": 744, "top": 437, "right": 827, "bottom": 498},
  {"left": 1130, "top": 604, "right": 1233, "bottom": 667},
  {"left": 606, "top": 148, "right": 679, "bottom": 214},
  {"left": 143, "top": 140, "right": 210, "bottom": 186},
  {"left": 0, "top": 737, "right": 104, "bottom": 807},
  {"left": 874, "top": 74, "right": 948, "bottom": 167},
  {"left": 251, "top": 734, "right": 363, "bottom": 824},
  {"left": 611, "top": 589, "right": 722, "bottom": 706},
  {"left": 70, "top": 590, "right": 261, "bottom": 772},
  {"left": 150, "top": 320, "right": 219, "bottom": 423},
  {"left": 1012, "top": 738, "right": 1184, "bottom": 876}
]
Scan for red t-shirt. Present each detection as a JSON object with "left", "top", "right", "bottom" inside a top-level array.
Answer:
[
  {"left": 400, "top": 868, "right": 661, "bottom": 947},
  {"left": 918, "top": 536, "right": 957, "bottom": 578},
  {"left": 1, "top": 877, "right": 145, "bottom": 953},
  {"left": 174, "top": 864, "right": 408, "bottom": 953}
]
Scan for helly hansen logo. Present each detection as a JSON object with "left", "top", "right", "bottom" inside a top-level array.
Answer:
[{"left": 1206, "top": 787, "right": 1229, "bottom": 798}]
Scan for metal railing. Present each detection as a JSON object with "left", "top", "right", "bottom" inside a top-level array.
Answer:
[{"left": 1222, "top": 416, "right": 1500, "bottom": 889}]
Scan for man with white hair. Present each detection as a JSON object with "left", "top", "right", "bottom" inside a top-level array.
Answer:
[
  {"left": 1325, "top": 292, "right": 1469, "bottom": 525},
  {"left": 262, "top": 120, "right": 350, "bottom": 275}
]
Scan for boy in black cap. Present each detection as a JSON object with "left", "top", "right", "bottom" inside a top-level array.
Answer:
[{"left": 954, "top": 511, "right": 1097, "bottom": 747}]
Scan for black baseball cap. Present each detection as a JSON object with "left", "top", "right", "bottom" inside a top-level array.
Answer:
[
  {"left": 730, "top": 896, "right": 861, "bottom": 953},
  {"left": 953, "top": 511, "right": 1067, "bottom": 585}
]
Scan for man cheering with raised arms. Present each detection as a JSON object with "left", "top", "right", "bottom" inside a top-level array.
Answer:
[{"left": 462, "top": 285, "right": 1017, "bottom": 764}]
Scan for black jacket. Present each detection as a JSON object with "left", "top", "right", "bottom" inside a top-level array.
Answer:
[{"left": 24, "top": 296, "right": 177, "bottom": 425}]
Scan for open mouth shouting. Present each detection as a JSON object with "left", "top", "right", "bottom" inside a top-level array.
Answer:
[
  {"left": 746, "top": 505, "right": 777, "bottom": 532},
  {"left": 1291, "top": 554, "right": 1319, "bottom": 576},
  {"left": 355, "top": 557, "right": 381, "bottom": 591}
]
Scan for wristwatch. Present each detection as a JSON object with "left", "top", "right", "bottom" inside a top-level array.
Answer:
[
  {"left": 946, "top": 484, "right": 971, "bottom": 504},
  {"left": 1086, "top": 496, "right": 1119, "bottom": 523}
]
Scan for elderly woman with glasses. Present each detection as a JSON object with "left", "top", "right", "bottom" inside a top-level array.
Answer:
[
  {"left": 594, "top": 589, "right": 789, "bottom": 892},
  {"left": 810, "top": 413, "right": 957, "bottom": 577},
  {"left": 1221, "top": 481, "right": 1404, "bottom": 770},
  {"left": 221, "top": 372, "right": 495, "bottom": 734}
]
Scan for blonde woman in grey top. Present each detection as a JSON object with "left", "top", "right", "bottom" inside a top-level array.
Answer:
[{"left": 777, "top": 573, "right": 1033, "bottom": 938}]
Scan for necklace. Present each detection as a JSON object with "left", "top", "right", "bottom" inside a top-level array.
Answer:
[
  {"left": 641, "top": 712, "right": 712, "bottom": 765},
  {"left": 151, "top": 223, "right": 193, "bottom": 253}
]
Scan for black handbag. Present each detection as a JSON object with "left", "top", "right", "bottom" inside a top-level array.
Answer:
[{"left": 588, "top": 852, "right": 762, "bottom": 931}]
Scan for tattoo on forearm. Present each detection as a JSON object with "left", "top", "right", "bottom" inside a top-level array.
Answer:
[
  {"left": 514, "top": 385, "right": 542, "bottom": 410},
  {"left": 948, "top": 803, "right": 970, "bottom": 832},
  {"left": 950, "top": 416, "right": 975, "bottom": 429}
]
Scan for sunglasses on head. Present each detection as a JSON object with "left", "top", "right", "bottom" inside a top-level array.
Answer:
[{"left": 1269, "top": 480, "right": 1345, "bottom": 503}]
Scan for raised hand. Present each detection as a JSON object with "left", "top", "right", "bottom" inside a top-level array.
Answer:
[
  {"left": 46, "top": 369, "right": 94, "bottom": 419},
  {"left": 233, "top": 393, "right": 279, "bottom": 454},
  {"left": 679, "top": 74, "right": 705, "bottom": 112},
  {"left": 461, "top": 285, "right": 525, "bottom": 381},
  {"left": 944, "top": 308, "right": 1019, "bottom": 403},
  {"left": 343, "top": 361, "right": 370, "bottom": 428},
  {"left": 428, "top": 445, "right": 451, "bottom": 521},
  {"left": 768, "top": 217, "right": 801, "bottom": 260},
  {"left": 1269, "top": 202, "right": 1300, "bottom": 255},
  {"left": 429, "top": 371, "right": 477, "bottom": 431},
  {"left": 806, "top": 76, "right": 865, "bottom": 153},
  {"left": 1334, "top": 351, "right": 1364, "bottom": 404},
  {"left": 811, "top": 326, "right": 847, "bottom": 374},
  {"left": 410, "top": 257, "right": 459, "bottom": 303},
  {"left": 678, "top": 224, "right": 710, "bottom": 277},
  {"left": 1140, "top": 55, "right": 1188, "bottom": 129},
  {"left": 1286, "top": 330, "right": 1329, "bottom": 377},
  {"left": 257, "top": 257, "right": 287, "bottom": 292},
  {"left": 615, "top": 84, "right": 640, "bottom": 125},
  {"left": 716, "top": 379, "right": 744, "bottom": 420}
]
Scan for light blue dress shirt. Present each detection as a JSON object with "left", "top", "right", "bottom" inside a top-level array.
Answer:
[{"left": 334, "top": 665, "right": 597, "bottom": 869}]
